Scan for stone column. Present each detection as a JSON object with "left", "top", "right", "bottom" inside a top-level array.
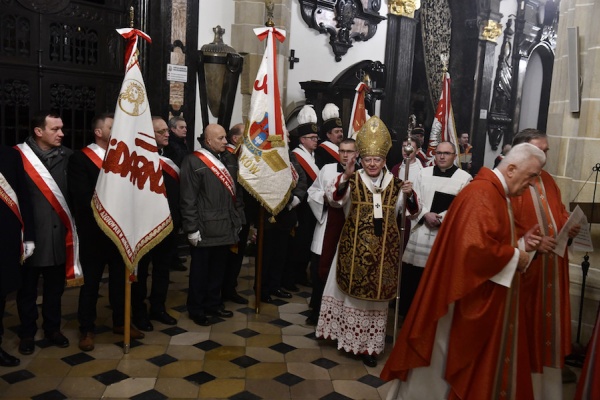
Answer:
[
  {"left": 469, "top": 11, "right": 503, "bottom": 175},
  {"left": 232, "top": 0, "right": 292, "bottom": 122},
  {"left": 380, "top": 1, "right": 419, "bottom": 165}
]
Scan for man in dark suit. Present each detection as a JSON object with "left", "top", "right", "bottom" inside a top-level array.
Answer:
[
  {"left": 68, "top": 113, "right": 144, "bottom": 352},
  {"left": 131, "top": 116, "right": 180, "bottom": 331},
  {"left": 15, "top": 111, "right": 73, "bottom": 355},
  {"left": 0, "top": 145, "right": 35, "bottom": 366}
]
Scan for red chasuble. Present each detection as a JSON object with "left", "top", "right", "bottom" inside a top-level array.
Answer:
[
  {"left": 513, "top": 170, "right": 571, "bottom": 371},
  {"left": 381, "top": 168, "right": 534, "bottom": 400}
]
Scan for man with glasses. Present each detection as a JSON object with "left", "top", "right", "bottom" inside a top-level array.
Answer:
[
  {"left": 286, "top": 105, "right": 321, "bottom": 291},
  {"left": 131, "top": 116, "right": 180, "bottom": 331},
  {"left": 306, "top": 138, "right": 357, "bottom": 325},
  {"left": 399, "top": 141, "right": 472, "bottom": 317}
]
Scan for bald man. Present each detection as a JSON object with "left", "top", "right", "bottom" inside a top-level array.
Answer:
[{"left": 180, "top": 124, "right": 245, "bottom": 326}]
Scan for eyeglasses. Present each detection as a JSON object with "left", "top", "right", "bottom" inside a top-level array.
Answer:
[
  {"left": 154, "top": 129, "right": 169, "bottom": 135},
  {"left": 302, "top": 136, "right": 319, "bottom": 141},
  {"left": 436, "top": 151, "right": 455, "bottom": 156}
]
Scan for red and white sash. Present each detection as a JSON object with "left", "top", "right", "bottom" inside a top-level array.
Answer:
[
  {"left": 319, "top": 141, "right": 340, "bottom": 162},
  {"left": 15, "top": 143, "right": 82, "bottom": 285},
  {"left": 194, "top": 149, "right": 236, "bottom": 201},
  {"left": 159, "top": 155, "right": 180, "bottom": 182},
  {"left": 0, "top": 172, "right": 24, "bottom": 262},
  {"left": 81, "top": 143, "right": 105, "bottom": 170},
  {"left": 292, "top": 147, "right": 319, "bottom": 181}
]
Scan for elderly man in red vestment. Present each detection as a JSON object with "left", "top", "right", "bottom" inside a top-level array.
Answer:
[
  {"left": 381, "top": 143, "right": 546, "bottom": 400},
  {"left": 511, "top": 129, "right": 580, "bottom": 400}
]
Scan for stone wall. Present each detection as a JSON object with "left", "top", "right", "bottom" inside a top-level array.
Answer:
[{"left": 549, "top": 0, "right": 600, "bottom": 343}]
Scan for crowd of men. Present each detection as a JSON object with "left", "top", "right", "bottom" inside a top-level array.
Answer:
[{"left": 0, "top": 107, "right": 592, "bottom": 400}]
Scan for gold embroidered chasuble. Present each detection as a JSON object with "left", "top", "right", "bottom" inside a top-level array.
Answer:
[{"left": 336, "top": 172, "right": 401, "bottom": 301}]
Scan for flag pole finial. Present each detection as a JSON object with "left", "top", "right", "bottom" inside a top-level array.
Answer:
[
  {"left": 129, "top": 6, "right": 134, "bottom": 28},
  {"left": 440, "top": 53, "right": 449, "bottom": 72},
  {"left": 265, "top": 0, "right": 275, "bottom": 27}
]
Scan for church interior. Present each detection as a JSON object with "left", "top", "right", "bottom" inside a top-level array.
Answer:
[{"left": 1, "top": 0, "right": 600, "bottom": 398}]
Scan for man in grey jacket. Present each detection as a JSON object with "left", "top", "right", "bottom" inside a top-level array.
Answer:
[{"left": 180, "top": 124, "right": 244, "bottom": 326}]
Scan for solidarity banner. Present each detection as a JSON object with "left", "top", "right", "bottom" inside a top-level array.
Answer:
[
  {"left": 238, "top": 27, "right": 295, "bottom": 216},
  {"left": 92, "top": 28, "right": 172, "bottom": 272}
]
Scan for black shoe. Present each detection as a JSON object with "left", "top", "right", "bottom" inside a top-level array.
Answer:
[
  {"left": 282, "top": 283, "right": 299, "bottom": 292},
  {"left": 0, "top": 348, "right": 20, "bottom": 367},
  {"left": 133, "top": 317, "right": 154, "bottom": 332},
  {"left": 190, "top": 314, "right": 211, "bottom": 326},
  {"left": 224, "top": 293, "right": 249, "bottom": 305},
  {"left": 261, "top": 295, "right": 274, "bottom": 304},
  {"left": 149, "top": 311, "right": 177, "bottom": 325},
  {"left": 206, "top": 308, "right": 233, "bottom": 318},
  {"left": 272, "top": 289, "right": 292, "bottom": 299},
  {"left": 361, "top": 354, "right": 377, "bottom": 367},
  {"left": 305, "top": 314, "right": 318, "bottom": 326},
  {"left": 45, "top": 331, "right": 69, "bottom": 348},
  {"left": 18, "top": 338, "right": 35, "bottom": 355}
]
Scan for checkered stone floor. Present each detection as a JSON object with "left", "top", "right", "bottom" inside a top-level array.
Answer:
[{"left": 0, "top": 258, "right": 404, "bottom": 399}]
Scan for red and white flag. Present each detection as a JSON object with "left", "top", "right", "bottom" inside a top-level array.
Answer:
[
  {"left": 238, "top": 27, "right": 295, "bottom": 216},
  {"left": 348, "top": 82, "right": 369, "bottom": 139},
  {"left": 92, "top": 28, "right": 172, "bottom": 272},
  {"left": 426, "top": 71, "right": 459, "bottom": 166}
]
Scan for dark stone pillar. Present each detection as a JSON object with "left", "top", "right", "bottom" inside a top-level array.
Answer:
[
  {"left": 469, "top": 13, "right": 502, "bottom": 175},
  {"left": 380, "top": 14, "right": 417, "bottom": 167}
]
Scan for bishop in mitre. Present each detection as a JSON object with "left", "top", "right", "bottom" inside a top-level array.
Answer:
[{"left": 315, "top": 116, "right": 418, "bottom": 367}]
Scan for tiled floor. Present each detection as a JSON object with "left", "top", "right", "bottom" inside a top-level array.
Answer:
[{"left": 0, "top": 257, "right": 582, "bottom": 399}]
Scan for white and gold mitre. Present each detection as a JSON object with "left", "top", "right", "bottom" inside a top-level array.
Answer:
[{"left": 356, "top": 116, "right": 392, "bottom": 158}]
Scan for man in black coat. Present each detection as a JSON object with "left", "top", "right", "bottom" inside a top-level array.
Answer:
[
  {"left": 163, "top": 116, "right": 190, "bottom": 166},
  {"left": 15, "top": 111, "right": 73, "bottom": 355},
  {"left": 180, "top": 124, "right": 245, "bottom": 326},
  {"left": 68, "top": 113, "right": 144, "bottom": 352},
  {"left": 0, "top": 145, "right": 35, "bottom": 366},
  {"left": 131, "top": 116, "right": 180, "bottom": 331}
]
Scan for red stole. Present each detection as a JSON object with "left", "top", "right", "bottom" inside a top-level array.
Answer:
[
  {"left": 15, "top": 143, "right": 83, "bottom": 286},
  {"left": 0, "top": 173, "right": 24, "bottom": 262},
  {"left": 193, "top": 149, "right": 236, "bottom": 201}
]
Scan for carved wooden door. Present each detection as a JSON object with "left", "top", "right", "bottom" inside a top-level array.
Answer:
[{"left": 0, "top": 0, "right": 129, "bottom": 148}]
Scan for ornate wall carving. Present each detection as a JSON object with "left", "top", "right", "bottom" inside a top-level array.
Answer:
[{"left": 298, "top": 0, "right": 385, "bottom": 61}]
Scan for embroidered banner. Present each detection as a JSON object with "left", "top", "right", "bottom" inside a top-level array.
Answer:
[
  {"left": 237, "top": 27, "right": 294, "bottom": 216},
  {"left": 92, "top": 28, "right": 172, "bottom": 272}
]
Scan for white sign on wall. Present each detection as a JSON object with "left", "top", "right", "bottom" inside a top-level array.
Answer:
[{"left": 167, "top": 64, "right": 188, "bottom": 83}]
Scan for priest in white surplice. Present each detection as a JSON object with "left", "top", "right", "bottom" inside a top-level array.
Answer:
[
  {"left": 398, "top": 141, "right": 472, "bottom": 317},
  {"left": 305, "top": 138, "right": 357, "bottom": 325}
]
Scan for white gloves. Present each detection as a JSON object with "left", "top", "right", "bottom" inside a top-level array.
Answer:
[
  {"left": 287, "top": 196, "right": 301, "bottom": 210},
  {"left": 23, "top": 241, "right": 35, "bottom": 260},
  {"left": 187, "top": 231, "right": 201, "bottom": 247}
]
